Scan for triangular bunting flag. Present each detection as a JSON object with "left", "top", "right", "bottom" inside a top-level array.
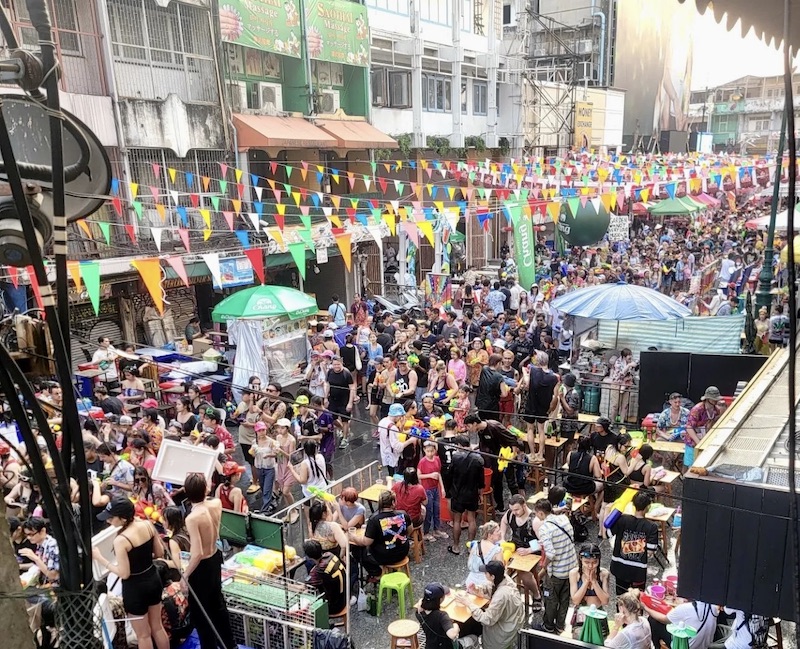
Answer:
[
  {"left": 201, "top": 253, "right": 223, "bottom": 288},
  {"left": 131, "top": 258, "right": 164, "bottom": 314},
  {"left": 244, "top": 248, "right": 265, "bottom": 283},
  {"left": 417, "top": 220, "right": 435, "bottom": 246},
  {"left": 150, "top": 227, "right": 164, "bottom": 252},
  {"left": 235, "top": 230, "right": 250, "bottom": 249},
  {"left": 267, "top": 227, "right": 285, "bottom": 251},
  {"left": 178, "top": 228, "right": 190, "bottom": 252},
  {"left": 402, "top": 219, "right": 419, "bottom": 246},
  {"left": 77, "top": 219, "right": 93, "bottom": 239},
  {"left": 67, "top": 260, "right": 82, "bottom": 292},
  {"left": 334, "top": 233, "right": 352, "bottom": 271},
  {"left": 124, "top": 224, "right": 137, "bottom": 244},
  {"left": 165, "top": 256, "right": 190, "bottom": 287},
  {"left": 298, "top": 229, "right": 315, "bottom": 251},
  {"left": 81, "top": 261, "right": 101, "bottom": 316},
  {"left": 98, "top": 221, "right": 110, "bottom": 245},
  {"left": 132, "top": 201, "right": 143, "bottom": 220},
  {"left": 222, "top": 211, "right": 234, "bottom": 231},
  {"left": 26, "top": 266, "right": 43, "bottom": 312},
  {"left": 288, "top": 242, "right": 307, "bottom": 279}
]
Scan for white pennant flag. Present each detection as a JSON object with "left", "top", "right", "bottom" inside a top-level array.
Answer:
[
  {"left": 367, "top": 225, "right": 383, "bottom": 254},
  {"left": 247, "top": 212, "right": 261, "bottom": 232},
  {"left": 254, "top": 186, "right": 263, "bottom": 201},
  {"left": 201, "top": 253, "right": 222, "bottom": 289},
  {"left": 363, "top": 177, "right": 372, "bottom": 191},
  {"left": 170, "top": 190, "right": 180, "bottom": 206},
  {"left": 150, "top": 227, "right": 163, "bottom": 252}
]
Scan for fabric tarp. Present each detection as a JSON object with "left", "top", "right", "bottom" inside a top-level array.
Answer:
[
  {"left": 227, "top": 319, "right": 269, "bottom": 402},
  {"left": 233, "top": 114, "right": 337, "bottom": 150},
  {"left": 315, "top": 118, "right": 397, "bottom": 149}
]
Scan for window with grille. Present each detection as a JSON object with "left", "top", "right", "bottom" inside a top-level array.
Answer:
[
  {"left": 108, "top": 0, "right": 218, "bottom": 103},
  {"left": 14, "top": 0, "right": 81, "bottom": 55}
]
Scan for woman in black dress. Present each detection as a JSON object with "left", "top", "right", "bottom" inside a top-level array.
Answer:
[{"left": 93, "top": 497, "right": 169, "bottom": 649}]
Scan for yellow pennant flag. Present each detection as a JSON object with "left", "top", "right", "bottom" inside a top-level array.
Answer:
[
  {"left": 330, "top": 195, "right": 341, "bottom": 209},
  {"left": 334, "top": 233, "right": 352, "bottom": 270},
  {"left": 235, "top": 168, "right": 243, "bottom": 182},
  {"left": 417, "top": 220, "right": 435, "bottom": 246},
  {"left": 276, "top": 203, "right": 286, "bottom": 215},
  {"left": 77, "top": 219, "right": 93, "bottom": 239},
  {"left": 641, "top": 188, "right": 650, "bottom": 202},
  {"left": 327, "top": 213, "right": 342, "bottom": 228},
  {"left": 600, "top": 193, "right": 615, "bottom": 213},
  {"left": 200, "top": 209, "right": 211, "bottom": 229},
  {"left": 67, "top": 260, "right": 82, "bottom": 291},
  {"left": 168, "top": 168, "right": 177, "bottom": 184},
  {"left": 383, "top": 210, "right": 396, "bottom": 235},
  {"left": 547, "top": 202, "right": 561, "bottom": 223},
  {"left": 131, "top": 258, "right": 164, "bottom": 315},
  {"left": 267, "top": 227, "right": 285, "bottom": 250},
  {"left": 447, "top": 186, "right": 456, "bottom": 200},
  {"left": 129, "top": 182, "right": 139, "bottom": 199},
  {"left": 231, "top": 199, "right": 242, "bottom": 213},
  {"left": 292, "top": 191, "right": 301, "bottom": 206},
  {"left": 203, "top": 228, "right": 212, "bottom": 241},
  {"left": 434, "top": 201, "right": 445, "bottom": 213}
]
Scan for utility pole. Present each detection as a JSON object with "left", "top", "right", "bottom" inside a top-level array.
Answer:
[{"left": 755, "top": 108, "right": 787, "bottom": 311}]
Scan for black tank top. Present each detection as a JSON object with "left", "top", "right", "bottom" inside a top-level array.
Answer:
[
  {"left": 124, "top": 534, "right": 154, "bottom": 576},
  {"left": 564, "top": 451, "right": 595, "bottom": 494},
  {"left": 505, "top": 510, "right": 536, "bottom": 549},
  {"left": 394, "top": 369, "right": 411, "bottom": 402}
]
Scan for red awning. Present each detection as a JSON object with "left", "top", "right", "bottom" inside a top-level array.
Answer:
[
  {"left": 315, "top": 118, "right": 397, "bottom": 149},
  {"left": 233, "top": 114, "right": 337, "bottom": 150}
]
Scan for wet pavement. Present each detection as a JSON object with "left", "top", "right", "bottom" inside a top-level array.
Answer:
[{"left": 232, "top": 403, "right": 682, "bottom": 649}]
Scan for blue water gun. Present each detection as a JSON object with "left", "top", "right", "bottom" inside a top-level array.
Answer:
[
  {"left": 408, "top": 426, "right": 432, "bottom": 440},
  {"left": 502, "top": 377, "right": 518, "bottom": 388}
]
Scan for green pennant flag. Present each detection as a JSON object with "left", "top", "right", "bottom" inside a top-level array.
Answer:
[
  {"left": 477, "top": 187, "right": 486, "bottom": 199},
  {"left": 370, "top": 161, "right": 377, "bottom": 174},
  {"left": 567, "top": 197, "right": 581, "bottom": 216},
  {"left": 80, "top": 261, "right": 101, "bottom": 315},
  {"left": 288, "top": 241, "right": 306, "bottom": 279},
  {"left": 298, "top": 228, "right": 316, "bottom": 251},
  {"left": 520, "top": 189, "right": 529, "bottom": 201},
  {"left": 219, "top": 179, "right": 228, "bottom": 194},
  {"left": 299, "top": 213, "right": 312, "bottom": 230},
  {"left": 283, "top": 183, "right": 292, "bottom": 195},
  {"left": 132, "top": 201, "right": 143, "bottom": 220},
  {"left": 98, "top": 221, "right": 110, "bottom": 245},
  {"left": 285, "top": 165, "right": 294, "bottom": 179},
  {"left": 210, "top": 195, "right": 220, "bottom": 211},
  {"left": 468, "top": 171, "right": 476, "bottom": 182},
  {"left": 371, "top": 208, "right": 382, "bottom": 224}
]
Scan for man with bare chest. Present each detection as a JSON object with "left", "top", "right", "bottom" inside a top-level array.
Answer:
[{"left": 183, "top": 473, "right": 236, "bottom": 649}]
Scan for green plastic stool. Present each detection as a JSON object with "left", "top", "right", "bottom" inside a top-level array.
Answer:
[{"left": 377, "top": 571, "right": 413, "bottom": 617}]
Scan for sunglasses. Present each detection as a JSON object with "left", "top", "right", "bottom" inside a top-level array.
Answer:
[{"left": 134, "top": 477, "right": 148, "bottom": 483}]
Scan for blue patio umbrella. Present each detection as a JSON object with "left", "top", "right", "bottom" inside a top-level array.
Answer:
[{"left": 550, "top": 282, "right": 692, "bottom": 321}]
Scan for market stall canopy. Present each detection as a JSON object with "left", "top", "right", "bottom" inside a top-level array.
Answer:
[
  {"left": 678, "top": 0, "right": 800, "bottom": 51},
  {"left": 646, "top": 197, "right": 701, "bottom": 216},
  {"left": 551, "top": 281, "right": 692, "bottom": 321},
  {"left": 744, "top": 204, "right": 799, "bottom": 231},
  {"left": 315, "top": 118, "right": 397, "bottom": 149},
  {"left": 212, "top": 285, "right": 319, "bottom": 322},
  {"left": 232, "top": 114, "right": 337, "bottom": 150},
  {"left": 695, "top": 192, "right": 721, "bottom": 207}
]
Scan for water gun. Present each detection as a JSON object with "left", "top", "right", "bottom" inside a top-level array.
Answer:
[
  {"left": 500, "top": 541, "right": 516, "bottom": 562},
  {"left": 502, "top": 377, "right": 518, "bottom": 388},
  {"left": 407, "top": 353, "right": 420, "bottom": 366},
  {"left": 603, "top": 487, "right": 638, "bottom": 529},
  {"left": 308, "top": 486, "right": 336, "bottom": 503},
  {"left": 508, "top": 425, "right": 526, "bottom": 439},
  {"left": 448, "top": 398, "right": 459, "bottom": 413},
  {"left": 390, "top": 382, "right": 402, "bottom": 395},
  {"left": 498, "top": 446, "right": 515, "bottom": 472},
  {"left": 669, "top": 425, "right": 686, "bottom": 442},
  {"left": 428, "top": 416, "right": 448, "bottom": 432},
  {"left": 404, "top": 418, "right": 424, "bottom": 429}
]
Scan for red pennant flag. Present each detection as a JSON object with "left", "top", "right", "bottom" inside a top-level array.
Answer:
[
  {"left": 7, "top": 266, "right": 18, "bottom": 288},
  {"left": 222, "top": 211, "right": 234, "bottom": 231},
  {"left": 189, "top": 193, "right": 200, "bottom": 208},
  {"left": 270, "top": 161, "right": 278, "bottom": 175},
  {"left": 299, "top": 187, "right": 308, "bottom": 201},
  {"left": 124, "top": 224, "right": 137, "bottom": 244},
  {"left": 178, "top": 228, "right": 191, "bottom": 251},
  {"left": 378, "top": 177, "right": 388, "bottom": 194},
  {"left": 26, "top": 266, "right": 44, "bottom": 312},
  {"left": 244, "top": 248, "right": 265, "bottom": 283},
  {"left": 345, "top": 207, "right": 356, "bottom": 224},
  {"left": 165, "top": 256, "right": 190, "bottom": 287},
  {"left": 275, "top": 213, "right": 285, "bottom": 231},
  {"left": 236, "top": 183, "right": 244, "bottom": 199},
  {"left": 111, "top": 196, "right": 123, "bottom": 216}
]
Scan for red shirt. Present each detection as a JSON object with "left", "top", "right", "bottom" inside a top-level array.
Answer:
[
  {"left": 392, "top": 482, "right": 427, "bottom": 522},
  {"left": 214, "top": 425, "right": 235, "bottom": 452},
  {"left": 417, "top": 455, "right": 441, "bottom": 491}
]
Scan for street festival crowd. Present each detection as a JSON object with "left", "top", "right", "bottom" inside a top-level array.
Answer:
[{"left": 2, "top": 186, "right": 793, "bottom": 649}]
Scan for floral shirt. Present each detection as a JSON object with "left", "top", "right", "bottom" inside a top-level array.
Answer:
[
  {"left": 37, "top": 534, "right": 60, "bottom": 586},
  {"left": 685, "top": 402, "right": 720, "bottom": 447},
  {"left": 656, "top": 407, "right": 689, "bottom": 438}
]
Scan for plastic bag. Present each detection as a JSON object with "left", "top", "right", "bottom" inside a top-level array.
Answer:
[{"left": 356, "top": 589, "right": 368, "bottom": 612}]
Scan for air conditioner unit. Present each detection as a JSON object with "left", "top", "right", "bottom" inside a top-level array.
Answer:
[
  {"left": 576, "top": 39, "right": 593, "bottom": 54},
  {"left": 227, "top": 81, "right": 247, "bottom": 113},
  {"left": 318, "top": 89, "right": 341, "bottom": 113},
  {"left": 254, "top": 82, "right": 283, "bottom": 113}
]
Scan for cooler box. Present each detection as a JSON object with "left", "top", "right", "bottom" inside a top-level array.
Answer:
[{"left": 642, "top": 414, "right": 657, "bottom": 439}]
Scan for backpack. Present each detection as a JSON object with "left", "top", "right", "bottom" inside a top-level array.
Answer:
[{"left": 569, "top": 509, "right": 590, "bottom": 543}]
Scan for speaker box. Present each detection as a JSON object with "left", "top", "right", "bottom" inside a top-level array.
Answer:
[{"left": 659, "top": 130, "right": 689, "bottom": 153}]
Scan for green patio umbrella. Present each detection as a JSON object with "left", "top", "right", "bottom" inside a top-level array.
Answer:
[
  {"left": 579, "top": 605, "right": 608, "bottom": 644},
  {"left": 211, "top": 285, "right": 319, "bottom": 322},
  {"left": 668, "top": 620, "right": 698, "bottom": 649}
]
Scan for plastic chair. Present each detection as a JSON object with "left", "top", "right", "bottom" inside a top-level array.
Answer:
[
  {"left": 378, "top": 571, "right": 413, "bottom": 618},
  {"left": 381, "top": 556, "right": 412, "bottom": 579}
]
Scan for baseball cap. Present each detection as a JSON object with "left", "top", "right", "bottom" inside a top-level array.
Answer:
[
  {"left": 97, "top": 497, "right": 135, "bottom": 522},
  {"left": 421, "top": 583, "right": 449, "bottom": 610},
  {"left": 388, "top": 404, "right": 406, "bottom": 417},
  {"left": 119, "top": 415, "right": 133, "bottom": 426},
  {"left": 324, "top": 330, "right": 334, "bottom": 338},
  {"left": 222, "top": 461, "right": 245, "bottom": 477},
  {"left": 327, "top": 322, "right": 338, "bottom": 330},
  {"left": 140, "top": 398, "right": 159, "bottom": 409},
  {"left": 295, "top": 395, "right": 310, "bottom": 406},
  {"left": 492, "top": 339, "right": 506, "bottom": 350},
  {"left": 322, "top": 350, "right": 335, "bottom": 358},
  {"left": 397, "top": 354, "right": 408, "bottom": 363},
  {"left": 254, "top": 421, "right": 267, "bottom": 432},
  {"left": 276, "top": 418, "right": 291, "bottom": 428}
]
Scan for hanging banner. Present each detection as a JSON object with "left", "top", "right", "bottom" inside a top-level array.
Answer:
[
  {"left": 219, "top": 0, "right": 302, "bottom": 58},
  {"left": 509, "top": 203, "right": 536, "bottom": 290},
  {"left": 425, "top": 273, "right": 452, "bottom": 310},
  {"left": 305, "top": 0, "right": 370, "bottom": 67},
  {"left": 574, "top": 101, "right": 593, "bottom": 149},
  {"left": 219, "top": 256, "right": 254, "bottom": 288}
]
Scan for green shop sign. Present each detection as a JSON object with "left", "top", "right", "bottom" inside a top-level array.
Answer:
[
  {"left": 305, "top": 0, "right": 370, "bottom": 67},
  {"left": 219, "top": 0, "right": 303, "bottom": 58}
]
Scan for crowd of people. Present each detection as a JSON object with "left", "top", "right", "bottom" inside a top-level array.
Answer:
[{"left": 1, "top": 192, "right": 790, "bottom": 649}]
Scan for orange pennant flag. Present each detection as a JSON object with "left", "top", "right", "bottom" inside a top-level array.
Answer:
[
  {"left": 330, "top": 195, "right": 341, "bottom": 209},
  {"left": 67, "top": 260, "right": 82, "bottom": 292},
  {"left": 131, "top": 258, "right": 164, "bottom": 315},
  {"left": 547, "top": 202, "right": 561, "bottom": 223},
  {"left": 334, "top": 233, "right": 352, "bottom": 271},
  {"left": 77, "top": 219, "right": 93, "bottom": 239},
  {"left": 155, "top": 203, "right": 166, "bottom": 222},
  {"left": 231, "top": 199, "right": 242, "bottom": 213}
]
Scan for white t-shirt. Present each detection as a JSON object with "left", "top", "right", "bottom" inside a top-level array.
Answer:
[
  {"left": 723, "top": 608, "right": 767, "bottom": 649},
  {"left": 667, "top": 602, "right": 719, "bottom": 649},
  {"left": 605, "top": 617, "right": 652, "bottom": 649},
  {"left": 377, "top": 416, "right": 402, "bottom": 469},
  {"left": 91, "top": 346, "right": 118, "bottom": 380},
  {"left": 509, "top": 284, "right": 523, "bottom": 310}
]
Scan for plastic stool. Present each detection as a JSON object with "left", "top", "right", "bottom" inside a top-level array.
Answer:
[
  {"left": 381, "top": 556, "right": 412, "bottom": 579},
  {"left": 410, "top": 525, "right": 425, "bottom": 563},
  {"left": 378, "top": 571, "right": 413, "bottom": 618},
  {"left": 388, "top": 619, "right": 421, "bottom": 649}
]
